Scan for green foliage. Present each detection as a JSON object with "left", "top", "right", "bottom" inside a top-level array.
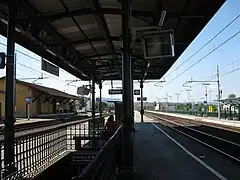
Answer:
[
  {"left": 196, "top": 104, "right": 202, "bottom": 111},
  {"left": 95, "top": 101, "right": 109, "bottom": 110},
  {"left": 228, "top": 93, "right": 236, "bottom": 99},
  {"left": 212, "top": 105, "right": 217, "bottom": 112}
]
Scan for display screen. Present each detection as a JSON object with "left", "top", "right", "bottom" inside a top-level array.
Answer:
[{"left": 143, "top": 32, "right": 174, "bottom": 59}]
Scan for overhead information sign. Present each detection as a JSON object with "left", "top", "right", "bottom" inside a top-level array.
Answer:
[
  {"left": 109, "top": 89, "right": 122, "bottom": 95},
  {"left": 137, "top": 97, "right": 147, "bottom": 101},
  {"left": 134, "top": 89, "right": 140, "bottom": 95},
  {"left": 142, "top": 30, "right": 175, "bottom": 59},
  {"left": 41, "top": 58, "right": 59, "bottom": 76}
]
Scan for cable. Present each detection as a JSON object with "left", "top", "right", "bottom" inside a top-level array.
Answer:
[
  {"left": 0, "top": 40, "right": 76, "bottom": 84},
  {"left": 0, "top": 41, "right": 41, "bottom": 62},
  {"left": 173, "top": 64, "right": 240, "bottom": 99},
  {"left": 17, "top": 62, "right": 66, "bottom": 83},
  {"left": 166, "top": 13, "right": 240, "bottom": 77},
  {"left": 220, "top": 67, "right": 240, "bottom": 77},
  {"left": 166, "top": 28, "right": 240, "bottom": 85},
  {"left": 0, "top": 41, "right": 66, "bottom": 73}
]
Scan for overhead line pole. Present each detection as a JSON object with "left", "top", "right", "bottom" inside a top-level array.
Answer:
[
  {"left": 185, "top": 66, "right": 221, "bottom": 119},
  {"left": 217, "top": 65, "right": 221, "bottom": 119},
  {"left": 175, "top": 93, "right": 180, "bottom": 102}
]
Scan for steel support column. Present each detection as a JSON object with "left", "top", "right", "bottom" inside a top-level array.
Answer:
[
  {"left": 140, "top": 79, "right": 144, "bottom": 123},
  {"left": 118, "top": 0, "right": 135, "bottom": 178},
  {"left": 92, "top": 61, "right": 96, "bottom": 120},
  {"left": 99, "top": 81, "right": 102, "bottom": 118},
  {"left": 4, "top": 2, "right": 17, "bottom": 176}
]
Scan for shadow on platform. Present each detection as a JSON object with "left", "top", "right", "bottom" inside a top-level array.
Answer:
[{"left": 133, "top": 123, "right": 219, "bottom": 180}]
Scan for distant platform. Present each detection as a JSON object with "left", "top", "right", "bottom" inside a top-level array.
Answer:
[
  {"left": 0, "top": 112, "right": 93, "bottom": 127},
  {"left": 134, "top": 111, "right": 153, "bottom": 123},
  {"left": 146, "top": 110, "right": 240, "bottom": 130}
]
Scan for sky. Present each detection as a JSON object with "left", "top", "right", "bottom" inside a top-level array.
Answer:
[{"left": 0, "top": 0, "right": 240, "bottom": 103}]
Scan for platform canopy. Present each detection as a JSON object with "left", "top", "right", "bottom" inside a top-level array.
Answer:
[
  {"left": 0, "top": 0, "right": 225, "bottom": 82},
  {"left": 220, "top": 98, "right": 240, "bottom": 106}
]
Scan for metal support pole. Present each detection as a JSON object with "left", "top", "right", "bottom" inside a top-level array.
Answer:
[
  {"left": 130, "top": 56, "right": 134, "bottom": 124},
  {"left": 4, "top": 2, "right": 17, "bottom": 176},
  {"left": 238, "top": 105, "right": 240, "bottom": 121},
  {"left": 27, "top": 104, "right": 30, "bottom": 120},
  {"left": 205, "top": 86, "right": 208, "bottom": 116},
  {"left": 119, "top": 0, "right": 135, "bottom": 177},
  {"left": 217, "top": 65, "right": 221, "bottom": 119},
  {"left": 230, "top": 105, "right": 232, "bottom": 119},
  {"left": 140, "top": 79, "right": 144, "bottom": 123},
  {"left": 99, "top": 81, "right": 102, "bottom": 118},
  {"left": 92, "top": 62, "right": 96, "bottom": 120}
]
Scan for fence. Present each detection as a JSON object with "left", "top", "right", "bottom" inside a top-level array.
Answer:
[
  {"left": 76, "top": 125, "right": 123, "bottom": 180},
  {"left": 0, "top": 116, "right": 106, "bottom": 179}
]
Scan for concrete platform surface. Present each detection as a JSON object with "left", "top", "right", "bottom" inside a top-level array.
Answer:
[
  {"left": 146, "top": 110, "right": 240, "bottom": 128},
  {"left": 133, "top": 123, "right": 234, "bottom": 180},
  {"left": 134, "top": 111, "right": 153, "bottom": 123}
]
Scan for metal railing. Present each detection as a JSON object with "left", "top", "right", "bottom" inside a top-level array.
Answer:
[
  {"left": 76, "top": 124, "right": 123, "bottom": 180},
  {"left": 0, "top": 116, "right": 107, "bottom": 179}
]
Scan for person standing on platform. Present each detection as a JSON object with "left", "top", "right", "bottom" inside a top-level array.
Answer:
[{"left": 105, "top": 115, "right": 116, "bottom": 136}]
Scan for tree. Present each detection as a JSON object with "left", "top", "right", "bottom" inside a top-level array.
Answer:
[{"left": 228, "top": 93, "right": 236, "bottom": 99}]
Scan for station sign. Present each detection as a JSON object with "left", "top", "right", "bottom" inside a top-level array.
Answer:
[
  {"left": 41, "top": 58, "right": 59, "bottom": 77},
  {"left": 137, "top": 97, "right": 147, "bottom": 101},
  {"left": 134, "top": 89, "right": 140, "bottom": 95},
  {"left": 109, "top": 89, "right": 122, "bottom": 95},
  {"left": 25, "top": 97, "right": 32, "bottom": 104}
]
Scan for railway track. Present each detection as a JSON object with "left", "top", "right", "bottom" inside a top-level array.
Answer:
[
  {"left": 0, "top": 114, "right": 108, "bottom": 136},
  {"left": 145, "top": 112, "right": 240, "bottom": 164},
  {"left": 153, "top": 113, "right": 240, "bottom": 133},
  {"left": 0, "top": 115, "right": 77, "bottom": 134}
]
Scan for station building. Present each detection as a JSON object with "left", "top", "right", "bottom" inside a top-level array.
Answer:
[{"left": 0, "top": 76, "right": 79, "bottom": 118}]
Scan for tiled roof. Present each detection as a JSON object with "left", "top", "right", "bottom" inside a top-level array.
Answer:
[{"left": 0, "top": 76, "right": 79, "bottom": 100}]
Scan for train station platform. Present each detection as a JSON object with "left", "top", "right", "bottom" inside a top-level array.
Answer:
[
  {"left": 0, "top": 112, "right": 102, "bottom": 127},
  {"left": 146, "top": 110, "right": 240, "bottom": 128},
  {"left": 133, "top": 114, "right": 239, "bottom": 180}
]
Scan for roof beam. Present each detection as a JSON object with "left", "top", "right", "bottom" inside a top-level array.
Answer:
[
  {"left": 33, "top": 8, "right": 206, "bottom": 22},
  {"left": 41, "top": 8, "right": 153, "bottom": 21},
  {"left": 83, "top": 52, "right": 143, "bottom": 59},
  {"left": 71, "top": 36, "right": 121, "bottom": 46},
  {"left": 18, "top": 0, "right": 92, "bottom": 80},
  {"left": 59, "top": 0, "right": 113, "bottom": 78},
  {"left": 89, "top": 0, "right": 121, "bottom": 77}
]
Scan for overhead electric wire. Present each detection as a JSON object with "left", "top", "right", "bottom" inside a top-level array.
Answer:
[
  {"left": 0, "top": 40, "right": 78, "bottom": 85},
  {"left": 173, "top": 62, "right": 240, "bottom": 99},
  {"left": 0, "top": 41, "right": 41, "bottom": 62},
  {"left": 165, "top": 28, "right": 240, "bottom": 86},
  {"left": 16, "top": 62, "right": 66, "bottom": 83},
  {"left": 0, "top": 41, "right": 66, "bottom": 72},
  {"left": 166, "top": 13, "right": 240, "bottom": 77},
  {"left": 220, "top": 67, "right": 240, "bottom": 77}
]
